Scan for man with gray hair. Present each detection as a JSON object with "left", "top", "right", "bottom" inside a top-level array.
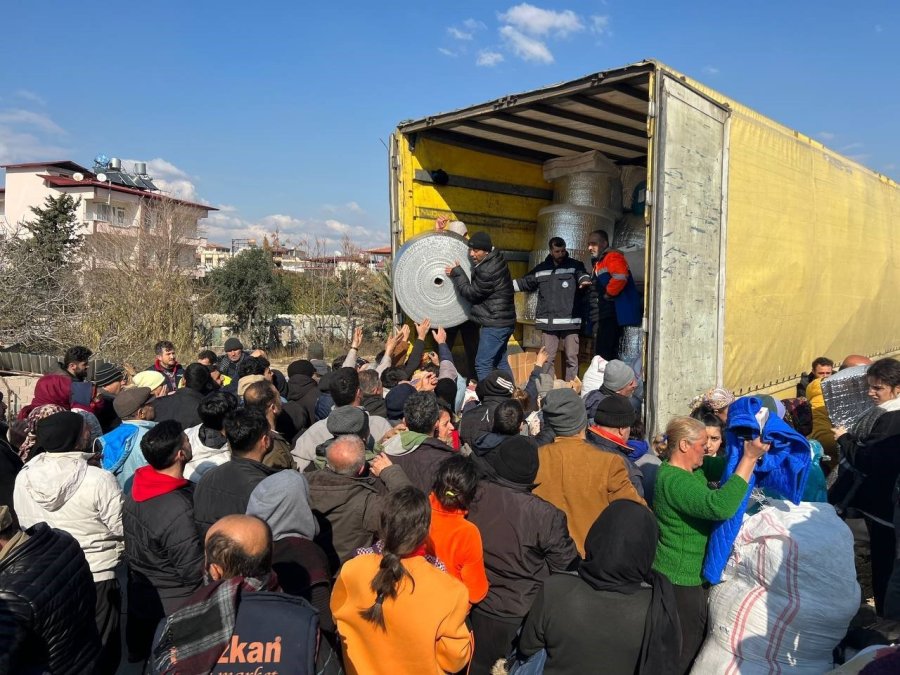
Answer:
[{"left": 306, "top": 435, "right": 411, "bottom": 568}]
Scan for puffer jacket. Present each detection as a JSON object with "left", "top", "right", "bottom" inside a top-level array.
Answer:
[
  {"left": 193, "top": 457, "right": 278, "bottom": 538},
  {"left": 466, "top": 460, "right": 579, "bottom": 619},
  {"left": 0, "top": 523, "right": 100, "bottom": 674},
  {"left": 512, "top": 253, "right": 591, "bottom": 329},
  {"left": 449, "top": 248, "right": 516, "bottom": 328},
  {"left": 14, "top": 451, "right": 124, "bottom": 581},
  {"left": 380, "top": 433, "right": 456, "bottom": 494},
  {"left": 99, "top": 419, "right": 156, "bottom": 492},
  {"left": 124, "top": 466, "right": 204, "bottom": 614},
  {"left": 307, "top": 464, "right": 411, "bottom": 569}
]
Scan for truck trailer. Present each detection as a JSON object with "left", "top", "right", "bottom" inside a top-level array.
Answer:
[{"left": 389, "top": 60, "right": 899, "bottom": 434}]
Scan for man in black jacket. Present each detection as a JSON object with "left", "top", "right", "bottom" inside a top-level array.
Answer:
[
  {"left": 124, "top": 421, "right": 204, "bottom": 662},
  {"left": 283, "top": 359, "right": 321, "bottom": 442},
  {"left": 467, "top": 438, "right": 579, "bottom": 672},
  {"left": 193, "top": 408, "right": 277, "bottom": 538},
  {"left": 446, "top": 231, "right": 516, "bottom": 382},
  {"left": 0, "top": 505, "right": 100, "bottom": 674},
  {"left": 151, "top": 362, "right": 214, "bottom": 429},
  {"left": 512, "top": 236, "right": 591, "bottom": 381},
  {"left": 457, "top": 369, "right": 515, "bottom": 447}
]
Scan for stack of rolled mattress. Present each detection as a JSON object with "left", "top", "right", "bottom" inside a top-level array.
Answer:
[{"left": 520, "top": 151, "right": 622, "bottom": 322}]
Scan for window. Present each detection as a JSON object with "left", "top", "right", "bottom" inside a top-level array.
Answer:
[
  {"left": 93, "top": 203, "right": 126, "bottom": 226},
  {"left": 94, "top": 203, "right": 111, "bottom": 221},
  {"left": 114, "top": 207, "right": 126, "bottom": 226}
]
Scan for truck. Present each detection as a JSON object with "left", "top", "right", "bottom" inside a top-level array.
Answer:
[{"left": 388, "top": 59, "right": 900, "bottom": 434}]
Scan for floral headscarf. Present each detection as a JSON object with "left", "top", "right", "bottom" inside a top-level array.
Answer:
[
  {"left": 17, "top": 403, "right": 67, "bottom": 461},
  {"left": 689, "top": 386, "right": 736, "bottom": 413}
]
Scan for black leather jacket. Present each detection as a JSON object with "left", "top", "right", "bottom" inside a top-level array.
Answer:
[{"left": 450, "top": 248, "right": 516, "bottom": 328}]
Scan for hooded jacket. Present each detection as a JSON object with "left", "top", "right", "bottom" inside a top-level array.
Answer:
[
  {"left": 471, "top": 432, "right": 509, "bottom": 458},
  {"left": 458, "top": 398, "right": 509, "bottom": 447},
  {"left": 448, "top": 248, "right": 516, "bottom": 328},
  {"left": 124, "top": 466, "right": 203, "bottom": 615},
  {"left": 0, "top": 523, "right": 100, "bottom": 675},
  {"left": 292, "top": 408, "right": 393, "bottom": 471},
  {"left": 282, "top": 373, "right": 320, "bottom": 442},
  {"left": 427, "top": 493, "right": 489, "bottom": 604},
  {"left": 467, "top": 463, "right": 579, "bottom": 619},
  {"left": 380, "top": 432, "right": 455, "bottom": 495},
  {"left": 99, "top": 419, "right": 156, "bottom": 491},
  {"left": 307, "top": 463, "right": 411, "bottom": 569},
  {"left": 14, "top": 451, "right": 124, "bottom": 581},
  {"left": 512, "top": 253, "right": 591, "bottom": 328},
  {"left": 183, "top": 423, "right": 230, "bottom": 483}
]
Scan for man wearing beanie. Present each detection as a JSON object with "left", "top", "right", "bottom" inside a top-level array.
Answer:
[
  {"left": 216, "top": 336, "right": 249, "bottom": 391},
  {"left": 534, "top": 388, "right": 643, "bottom": 556},
  {"left": 586, "top": 393, "right": 645, "bottom": 498},
  {"left": 445, "top": 230, "right": 516, "bottom": 381},
  {"left": 14, "top": 411, "right": 125, "bottom": 674},
  {"left": 583, "top": 358, "right": 638, "bottom": 420},
  {"left": 467, "top": 434, "right": 578, "bottom": 672},
  {"left": 93, "top": 362, "right": 127, "bottom": 433},
  {"left": 282, "top": 359, "right": 321, "bottom": 443},
  {"left": 458, "top": 369, "right": 515, "bottom": 447}
]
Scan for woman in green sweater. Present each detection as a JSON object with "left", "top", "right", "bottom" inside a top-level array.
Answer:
[{"left": 652, "top": 416, "right": 770, "bottom": 674}]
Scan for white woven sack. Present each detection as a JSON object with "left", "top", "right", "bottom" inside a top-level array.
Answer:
[{"left": 692, "top": 500, "right": 859, "bottom": 675}]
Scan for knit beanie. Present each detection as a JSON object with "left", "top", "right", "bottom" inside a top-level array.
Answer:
[
  {"left": 326, "top": 406, "right": 370, "bottom": 438},
  {"left": 35, "top": 411, "right": 84, "bottom": 453},
  {"left": 132, "top": 370, "right": 165, "bottom": 391},
  {"left": 93, "top": 362, "right": 125, "bottom": 387},
  {"left": 593, "top": 393, "right": 636, "bottom": 428},
  {"left": 487, "top": 435, "right": 539, "bottom": 485},
  {"left": 542, "top": 388, "right": 588, "bottom": 436},
  {"left": 477, "top": 370, "right": 515, "bottom": 400},
  {"left": 385, "top": 383, "right": 416, "bottom": 422},
  {"left": 602, "top": 360, "right": 635, "bottom": 392},
  {"left": 308, "top": 343, "right": 325, "bottom": 360},
  {"left": 288, "top": 359, "right": 316, "bottom": 378},
  {"left": 113, "top": 387, "right": 153, "bottom": 418},
  {"left": 224, "top": 337, "right": 244, "bottom": 352},
  {"left": 435, "top": 378, "right": 458, "bottom": 411},
  {"left": 468, "top": 231, "right": 493, "bottom": 252}
]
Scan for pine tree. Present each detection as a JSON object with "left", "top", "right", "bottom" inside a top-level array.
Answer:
[{"left": 22, "top": 194, "right": 84, "bottom": 268}]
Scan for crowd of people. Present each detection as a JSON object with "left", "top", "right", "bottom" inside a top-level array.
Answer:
[{"left": 0, "top": 228, "right": 898, "bottom": 675}]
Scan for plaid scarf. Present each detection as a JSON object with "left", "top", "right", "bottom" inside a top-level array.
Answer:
[{"left": 151, "top": 573, "right": 279, "bottom": 675}]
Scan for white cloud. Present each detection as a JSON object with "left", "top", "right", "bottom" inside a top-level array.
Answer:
[
  {"left": 448, "top": 27, "right": 474, "bottom": 41},
  {"left": 447, "top": 18, "right": 485, "bottom": 41},
  {"left": 499, "top": 3, "right": 584, "bottom": 37},
  {"left": 14, "top": 90, "right": 46, "bottom": 106},
  {"left": 499, "top": 25, "right": 554, "bottom": 64},
  {"left": 345, "top": 201, "right": 365, "bottom": 214},
  {"left": 0, "top": 109, "right": 65, "bottom": 135},
  {"left": 702, "top": 65, "right": 720, "bottom": 75},
  {"left": 817, "top": 131, "right": 835, "bottom": 141},
  {"left": 123, "top": 157, "right": 204, "bottom": 203},
  {"left": 590, "top": 15, "right": 610, "bottom": 36},
  {"left": 0, "top": 106, "right": 70, "bottom": 164},
  {"left": 438, "top": 47, "right": 458, "bottom": 58},
  {"left": 462, "top": 18, "right": 485, "bottom": 32},
  {"left": 477, "top": 50, "right": 505, "bottom": 67}
]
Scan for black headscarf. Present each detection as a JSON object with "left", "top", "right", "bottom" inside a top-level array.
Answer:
[{"left": 578, "top": 501, "right": 682, "bottom": 675}]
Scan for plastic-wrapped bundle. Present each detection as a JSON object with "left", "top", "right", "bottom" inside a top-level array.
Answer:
[
  {"left": 619, "top": 165, "right": 647, "bottom": 211},
  {"left": 518, "top": 204, "right": 613, "bottom": 322},
  {"left": 613, "top": 213, "right": 645, "bottom": 250},
  {"left": 393, "top": 231, "right": 473, "bottom": 327},
  {"left": 553, "top": 172, "right": 623, "bottom": 212},
  {"left": 821, "top": 365, "right": 873, "bottom": 429},
  {"left": 618, "top": 326, "right": 643, "bottom": 366}
]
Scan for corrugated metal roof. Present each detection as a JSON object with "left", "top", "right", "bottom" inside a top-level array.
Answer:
[{"left": 398, "top": 62, "right": 653, "bottom": 163}]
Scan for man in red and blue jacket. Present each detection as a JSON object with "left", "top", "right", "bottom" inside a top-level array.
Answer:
[{"left": 587, "top": 229, "right": 641, "bottom": 361}]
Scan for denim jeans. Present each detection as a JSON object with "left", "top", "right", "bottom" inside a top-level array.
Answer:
[{"left": 475, "top": 325, "right": 514, "bottom": 382}]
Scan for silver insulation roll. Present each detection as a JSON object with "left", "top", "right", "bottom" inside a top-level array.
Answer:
[
  {"left": 613, "top": 213, "right": 646, "bottom": 250},
  {"left": 393, "top": 231, "right": 473, "bottom": 328},
  {"left": 821, "top": 365, "right": 874, "bottom": 429},
  {"left": 618, "top": 326, "right": 644, "bottom": 366},
  {"left": 518, "top": 204, "right": 615, "bottom": 322},
  {"left": 553, "top": 172, "right": 623, "bottom": 212}
]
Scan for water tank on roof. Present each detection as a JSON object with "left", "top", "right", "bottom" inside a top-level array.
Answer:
[
  {"left": 134, "top": 161, "right": 147, "bottom": 175},
  {"left": 109, "top": 158, "right": 121, "bottom": 170}
]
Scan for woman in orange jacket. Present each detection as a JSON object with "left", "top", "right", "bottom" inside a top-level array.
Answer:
[
  {"left": 331, "top": 486, "right": 473, "bottom": 675},
  {"left": 428, "top": 454, "right": 489, "bottom": 604}
]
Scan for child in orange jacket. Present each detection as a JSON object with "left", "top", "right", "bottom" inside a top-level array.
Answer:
[{"left": 427, "top": 454, "right": 489, "bottom": 604}]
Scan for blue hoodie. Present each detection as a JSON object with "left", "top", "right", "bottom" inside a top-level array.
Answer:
[{"left": 100, "top": 420, "right": 156, "bottom": 493}]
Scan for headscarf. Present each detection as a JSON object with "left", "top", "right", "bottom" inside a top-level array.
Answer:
[
  {"left": 17, "top": 404, "right": 67, "bottom": 460},
  {"left": 17, "top": 375, "right": 72, "bottom": 421},
  {"left": 689, "top": 386, "right": 735, "bottom": 413},
  {"left": 246, "top": 471, "right": 319, "bottom": 540},
  {"left": 578, "top": 501, "right": 682, "bottom": 675}
]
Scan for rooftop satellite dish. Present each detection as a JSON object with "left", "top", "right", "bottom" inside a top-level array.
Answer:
[
  {"left": 72, "top": 172, "right": 84, "bottom": 181},
  {"left": 96, "top": 173, "right": 108, "bottom": 183}
]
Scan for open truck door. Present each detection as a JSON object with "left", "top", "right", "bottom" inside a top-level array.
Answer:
[{"left": 646, "top": 72, "right": 731, "bottom": 435}]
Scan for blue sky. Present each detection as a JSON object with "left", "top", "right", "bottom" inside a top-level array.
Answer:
[{"left": 1, "top": 1, "right": 896, "bottom": 248}]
